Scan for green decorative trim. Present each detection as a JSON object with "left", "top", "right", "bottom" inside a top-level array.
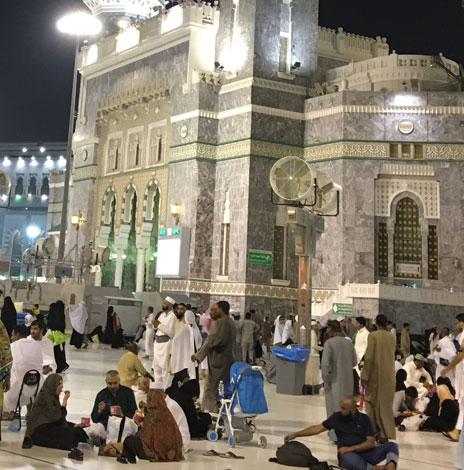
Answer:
[{"left": 169, "top": 139, "right": 303, "bottom": 163}]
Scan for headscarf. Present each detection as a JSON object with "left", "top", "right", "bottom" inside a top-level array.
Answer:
[
  {"left": 165, "top": 369, "right": 189, "bottom": 397},
  {"left": 1, "top": 296, "right": 17, "bottom": 337},
  {"left": 273, "top": 316, "right": 285, "bottom": 345},
  {"left": 395, "top": 369, "right": 407, "bottom": 392},
  {"left": 281, "top": 320, "right": 293, "bottom": 344},
  {"left": 437, "top": 384, "right": 455, "bottom": 405},
  {"left": 25, "top": 374, "right": 63, "bottom": 437},
  {"left": 24, "top": 314, "right": 34, "bottom": 328},
  {"left": 69, "top": 302, "right": 88, "bottom": 335},
  {"left": 139, "top": 389, "right": 183, "bottom": 462},
  {"left": 46, "top": 302, "right": 64, "bottom": 332},
  {"left": 102, "top": 306, "right": 114, "bottom": 344}
]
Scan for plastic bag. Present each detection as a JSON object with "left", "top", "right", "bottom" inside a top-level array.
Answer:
[
  {"left": 272, "top": 345, "right": 310, "bottom": 362},
  {"left": 46, "top": 330, "right": 68, "bottom": 346}
]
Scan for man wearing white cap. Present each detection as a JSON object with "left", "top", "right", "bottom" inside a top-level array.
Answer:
[{"left": 152, "top": 297, "right": 177, "bottom": 388}]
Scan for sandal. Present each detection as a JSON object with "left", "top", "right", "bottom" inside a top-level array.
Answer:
[
  {"left": 442, "top": 431, "right": 459, "bottom": 442},
  {"left": 202, "top": 450, "right": 222, "bottom": 457},
  {"left": 68, "top": 447, "right": 84, "bottom": 461},
  {"left": 220, "top": 451, "right": 245, "bottom": 459}
]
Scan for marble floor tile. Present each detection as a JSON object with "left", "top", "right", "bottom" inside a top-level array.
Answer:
[{"left": 0, "top": 345, "right": 458, "bottom": 469}]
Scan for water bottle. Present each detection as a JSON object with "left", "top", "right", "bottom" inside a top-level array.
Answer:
[{"left": 218, "top": 380, "right": 224, "bottom": 399}]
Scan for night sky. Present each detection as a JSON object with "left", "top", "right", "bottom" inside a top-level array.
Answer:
[{"left": 1, "top": 0, "right": 463, "bottom": 142}]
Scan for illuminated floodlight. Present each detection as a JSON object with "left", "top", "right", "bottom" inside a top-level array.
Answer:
[
  {"left": 22, "top": 147, "right": 28, "bottom": 153},
  {"left": 41, "top": 195, "right": 48, "bottom": 201},
  {"left": 57, "top": 12, "right": 102, "bottom": 36},
  {"left": 3, "top": 157, "right": 10, "bottom": 167},
  {"left": 26, "top": 225, "right": 41, "bottom": 239},
  {"left": 17, "top": 157, "right": 25, "bottom": 168},
  {"left": 40, "top": 146, "right": 46, "bottom": 153}
]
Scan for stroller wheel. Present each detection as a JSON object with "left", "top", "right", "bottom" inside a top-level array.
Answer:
[
  {"left": 207, "top": 430, "right": 218, "bottom": 441},
  {"left": 228, "top": 436, "right": 235, "bottom": 447},
  {"left": 259, "top": 436, "right": 267, "bottom": 449}
]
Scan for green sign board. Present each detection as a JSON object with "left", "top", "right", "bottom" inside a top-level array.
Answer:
[
  {"left": 248, "top": 250, "right": 273, "bottom": 266},
  {"left": 333, "top": 303, "right": 353, "bottom": 316}
]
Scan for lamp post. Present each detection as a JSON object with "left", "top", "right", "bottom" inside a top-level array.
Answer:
[
  {"left": 71, "top": 211, "right": 86, "bottom": 281},
  {"left": 56, "top": 12, "right": 102, "bottom": 281}
]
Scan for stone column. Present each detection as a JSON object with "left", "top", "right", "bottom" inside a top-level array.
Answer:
[
  {"left": 114, "top": 225, "right": 130, "bottom": 288},
  {"left": 94, "top": 225, "right": 111, "bottom": 287},
  {"left": 95, "top": 270, "right": 102, "bottom": 287},
  {"left": 114, "top": 249, "right": 125, "bottom": 288},
  {"left": 136, "top": 248, "right": 147, "bottom": 292},
  {"left": 135, "top": 225, "right": 152, "bottom": 293}
]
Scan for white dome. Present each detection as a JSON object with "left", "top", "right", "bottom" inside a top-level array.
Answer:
[{"left": 82, "top": 0, "right": 162, "bottom": 19}]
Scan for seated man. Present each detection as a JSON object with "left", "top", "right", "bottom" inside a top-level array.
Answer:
[
  {"left": 285, "top": 396, "right": 399, "bottom": 470},
  {"left": 117, "top": 342, "right": 153, "bottom": 388},
  {"left": 29, "top": 320, "right": 56, "bottom": 377},
  {"left": 393, "top": 386, "right": 418, "bottom": 425},
  {"left": 85, "top": 370, "right": 137, "bottom": 441},
  {"left": 3, "top": 325, "right": 42, "bottom": 419},
  {"left": 403, "top": 354, "right": 433, "bottom": 398}
]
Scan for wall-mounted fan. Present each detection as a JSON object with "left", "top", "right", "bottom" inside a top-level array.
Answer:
[{"left": 269, "top": 156, "right": 314, "bottom": 201}]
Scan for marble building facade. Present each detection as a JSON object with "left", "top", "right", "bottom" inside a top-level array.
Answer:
[{"left": 62, "top": 0, "right": 464, "bottom": 321}]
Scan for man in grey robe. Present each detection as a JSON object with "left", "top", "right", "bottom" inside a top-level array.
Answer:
[
  {"left": 321, "top": 320, "right": 358, "bottom": 442},
  {"left": 192, "top": 300, "right": 236, "bottom": 411}
]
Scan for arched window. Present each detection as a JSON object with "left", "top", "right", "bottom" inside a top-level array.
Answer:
[
  {"left": 28, "top": 176, "right": 37, "bottom": 195},
  {"left": 394, "top": 197, "right": 422, "bottom": 279},
  {"left": 15, "top": 176, "right": 24, "bottom": 195}
]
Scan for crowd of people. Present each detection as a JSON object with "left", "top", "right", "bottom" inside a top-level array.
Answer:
[{"left": 1, "top": 294, "right": 464, "bottom": 468}]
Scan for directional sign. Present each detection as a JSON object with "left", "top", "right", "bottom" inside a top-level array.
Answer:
[
  {"left": 333, "top": 303, "right": 353, "bottom": 316},
  {"left": 248, "top": 250, "right": 273, "bottom": 266}
]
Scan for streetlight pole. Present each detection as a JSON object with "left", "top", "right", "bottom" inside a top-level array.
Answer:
[{"left": 57, "top": 38, "right": 79, "bottom": 274}]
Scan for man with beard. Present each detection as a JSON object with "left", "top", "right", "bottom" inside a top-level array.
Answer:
[
  {"left": 174, "top": 303, "right": 187, "bottom": 336},
  {"left": 152, "top": 297, "right": 177, "bottom": 388},
  {"left": 191, "top": 301, "right": 236, "bottom": 411},
  {"left": 284, "top": 396, "right": 399, "bottom": 470}
]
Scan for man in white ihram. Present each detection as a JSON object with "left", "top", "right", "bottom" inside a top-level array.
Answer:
[
  {"left": 3, "top": 325, "right": 43, "bottom": 418},
  {"left": 29, "top": 320, "right": 57, "bottom": 377},
  {"left": 152, "top": 297, "right": 176, "bottom": 388}
]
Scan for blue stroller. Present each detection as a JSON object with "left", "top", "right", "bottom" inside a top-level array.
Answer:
[{"left": 207, "top": 362, "right": 268, "bottom": 448}]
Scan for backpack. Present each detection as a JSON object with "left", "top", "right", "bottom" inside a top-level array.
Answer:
[{"left": 270, "top": 441, "right": 334, "bottom": 470}]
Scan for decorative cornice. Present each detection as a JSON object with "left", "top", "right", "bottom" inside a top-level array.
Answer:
[
  {"left": 426, "top": 144, "right": 464, "bottom": 160},
  {"left": 379, "top": 163, "right": 435, "bottom": 177},
  {"left": 171, "top": 104, "right": 304, "bottom": 123},
  {"left": 97, "top": 79, "right": 170, "bottom": 116},
  {"left": 169, "top": 139, "right": 304, "bottom": 162},
  {"left": 219, "top": 77, "right": 309, "bottom": 96},
  {"left": 305, "top": 104, "right": 464, "bottom": 120},
  {"left": 73, "top": 165, "right": 98, "bottom": 181},
  {"left": 305, "top": 141, "right": 388, "bottom": 161},
  {"left": 72, "top": 136, "right": 100, "bottom": 150},
  {"left": 162, "top": 278, "right": 298, "bottom": 300},
  {"left": 305, "top": 141, "right": 464, "bottom": 162}
]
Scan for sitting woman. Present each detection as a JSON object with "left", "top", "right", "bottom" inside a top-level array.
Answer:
[
  {"left": 118, "top": 384, "right": 183, "bottom": 464},
  {"left": 421, "top": 384, "right": 459, "bottom": 433},
  {"left": 22, "top": 374, "right": 88, "bottom": 452},
  {"left": 169, "top": 379, "right": 212, "bottom": 439}
]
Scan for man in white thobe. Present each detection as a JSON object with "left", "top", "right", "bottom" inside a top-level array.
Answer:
[
  {"left": 434, "top": 328, "right": 456, "bottom": 383},
  {"left": 142, "top": 306, "right": 156, "bottom": 360},
  {"left": 441, "top": 313, "right": 464, "bottom": 445},
  {"left": 29, "top": 320, "right": 56, "bottom": 376},
  {"left": 354, "top": 316, "right": 370, "bottom": 375},
  {"left": 307, "top": 319, "right": 323, "bottom": 387},
  {"left": 152, "top": 297, "right": 176, "bottom": 388},
  {"left": 3, "top": 325, "right": 43, "bottom": 416},
  {"left": 403, "top": 354, "right": 433, "bottom": 398}
]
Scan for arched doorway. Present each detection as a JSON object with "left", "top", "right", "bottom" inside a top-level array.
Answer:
[{"left": 394, "top": 197, "right": 422, "bottom": 282}]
